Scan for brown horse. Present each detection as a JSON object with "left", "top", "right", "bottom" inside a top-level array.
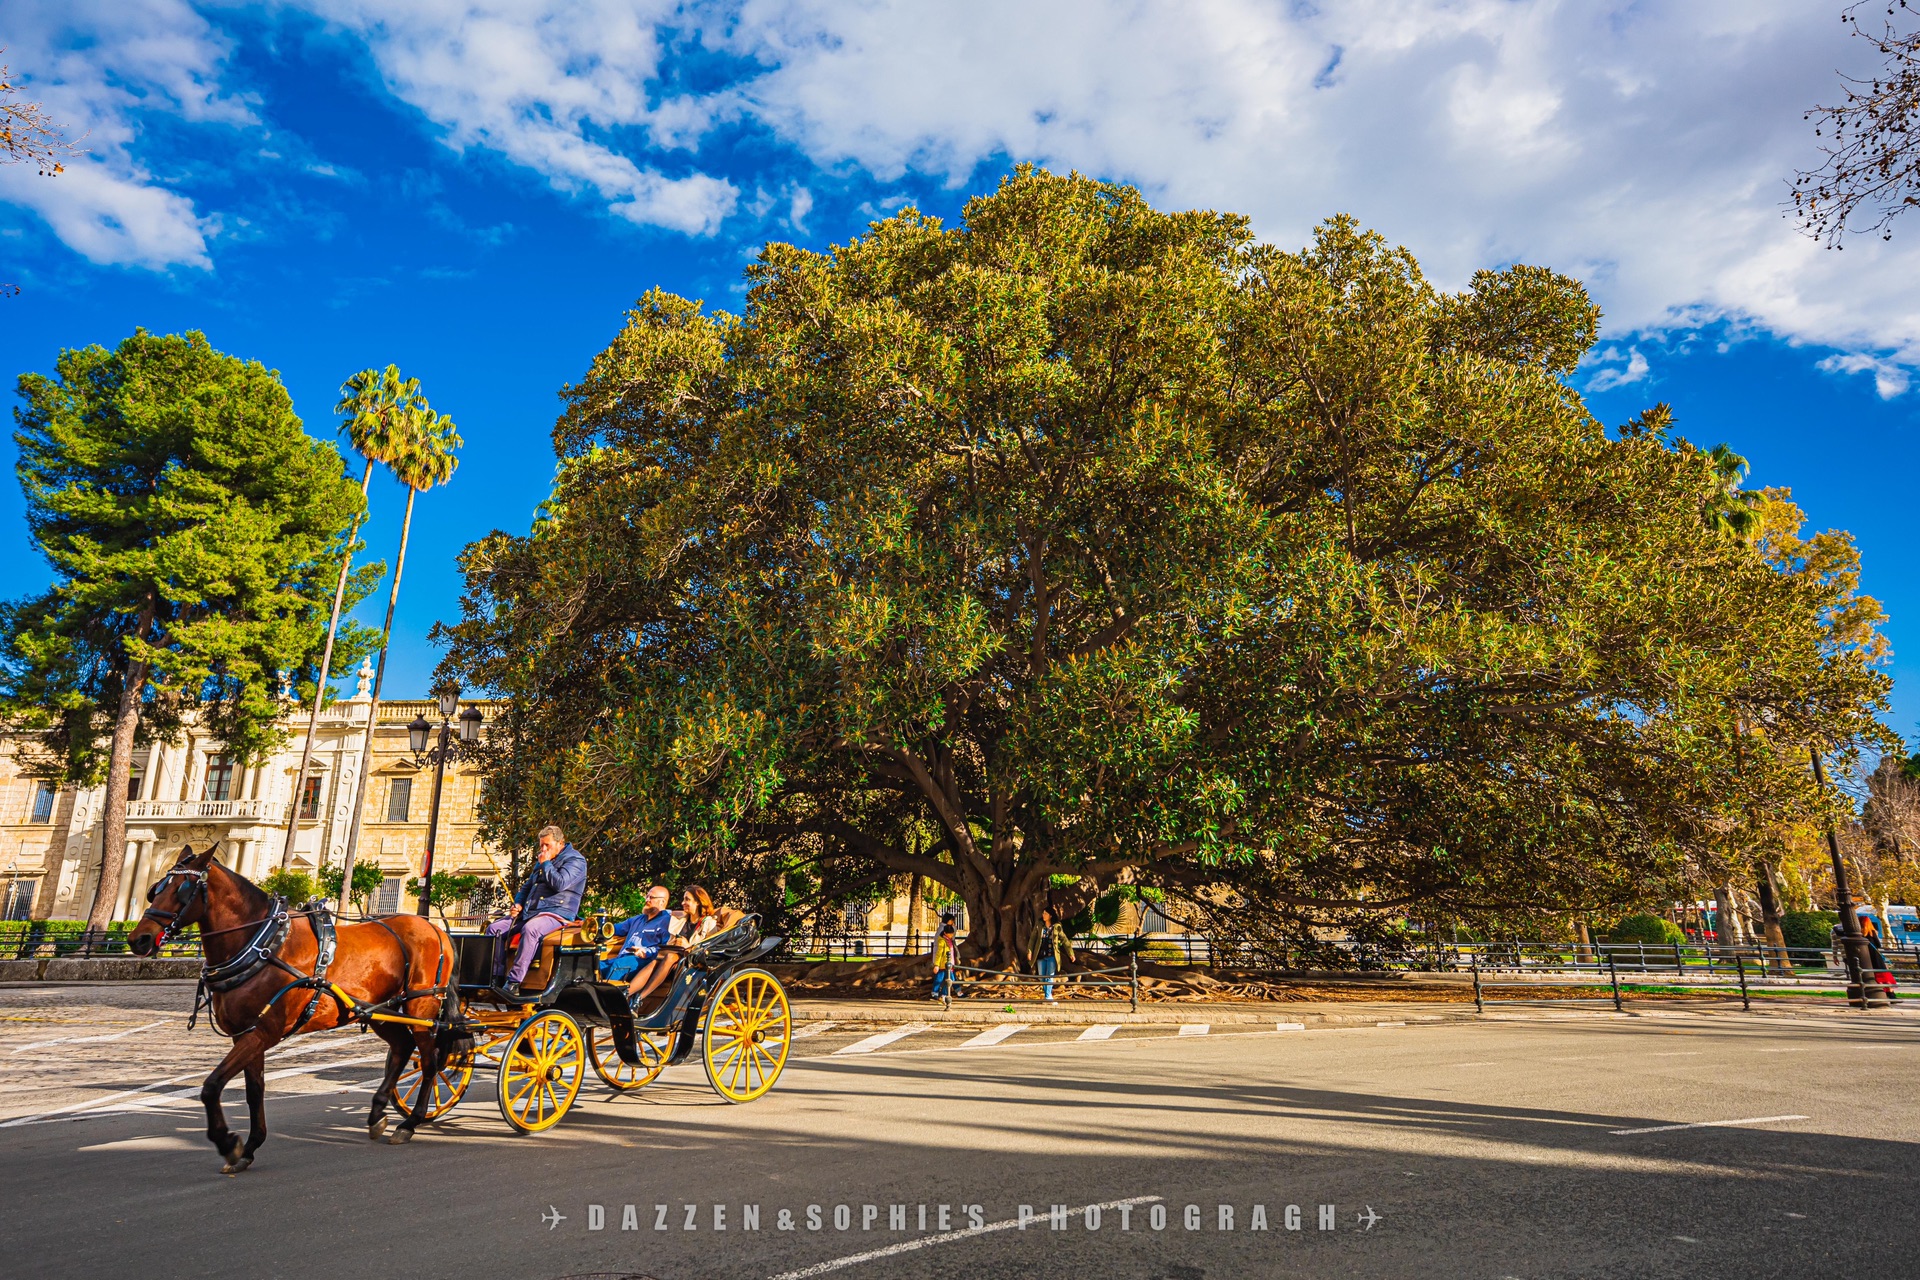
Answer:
[{"left": 127, "top": 844, "right": 457, "bottom": 1173}]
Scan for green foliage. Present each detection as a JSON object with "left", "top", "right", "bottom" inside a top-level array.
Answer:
[
  {"left": 2, "top": 329, "right": 381, "bottom": 775},
  {"left": 406, "top": 871, "right": 496, "bottom": 917},
  {"left": 258, "top": 869, "right": 316, "bottom": 906},
  {"left": 319, "top": 860, "right": 386, "bottom": 909},
  {"left": 1781, "top": 910, "right": 1838, "bottom": 951},
  {"left": 436, "top": 168, "right": 1894, "bottom": 964},
  {"left": 1606, "top": 914, "right": 1685, "bottom": 946}
]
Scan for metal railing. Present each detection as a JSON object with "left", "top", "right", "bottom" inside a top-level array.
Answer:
[
  {"left": 0, "top": 924, "right": 202, "bottom": 962},
  {"left": 938, "top": 954, "right": 1140, "bottom": 1010}
]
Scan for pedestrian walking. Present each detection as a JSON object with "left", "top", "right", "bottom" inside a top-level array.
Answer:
[
  {"left": 931, "top": 918, "right": 959, "bottom": 1001},
  {"left": 1028, "top": 909, "right": 1071, "bottom": 1003}
]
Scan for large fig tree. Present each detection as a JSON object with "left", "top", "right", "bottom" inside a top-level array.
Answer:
[{"left": 438, "top": 169, "right": 1889, "bottom": 964}]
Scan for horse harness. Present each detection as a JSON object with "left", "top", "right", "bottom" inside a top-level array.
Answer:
[{"left": 146, "top": 877, "right": 447, "bottom": 1038}]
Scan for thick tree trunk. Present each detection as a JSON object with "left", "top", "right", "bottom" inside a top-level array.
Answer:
[
  {"left": 1754, "top": 858, "right": 1790, "bottom": 974},
  {"left": 1713, "top": 882, "right": 1743, "bottom": 949},
  {"left": 904, "top": 875, "right": 923, "bottom": 954},
  {"left": 86, "top": 601, "right": 156, "bottom": 932}
]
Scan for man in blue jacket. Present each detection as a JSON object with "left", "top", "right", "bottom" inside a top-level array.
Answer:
[
  {"left": 601, "top": 884, "right": 675, "bottom": 982},
  {"left": 487, "top": 824, "right": 588, "bottom": 999}
]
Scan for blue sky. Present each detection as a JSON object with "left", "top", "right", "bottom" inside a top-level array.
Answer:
[{"left": 3, "top": 1, "right": 1918, "bottom": 741}]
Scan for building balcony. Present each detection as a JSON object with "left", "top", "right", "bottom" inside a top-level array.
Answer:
[{"left": 126, "top": 799, "right": 289, "bottom": 823}]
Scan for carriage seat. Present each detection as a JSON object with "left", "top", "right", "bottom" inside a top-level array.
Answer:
[{"left": 504, "top": 918, "right": 599, "bottom": 993}]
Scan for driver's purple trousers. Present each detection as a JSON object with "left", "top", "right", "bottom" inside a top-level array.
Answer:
[{"left": 488, "top": 912, "right": 567, "bottom": 984}]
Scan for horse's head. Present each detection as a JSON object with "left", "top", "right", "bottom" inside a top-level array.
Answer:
[{"left": 128, "top": 844, "right": 216, "bottom": 956}]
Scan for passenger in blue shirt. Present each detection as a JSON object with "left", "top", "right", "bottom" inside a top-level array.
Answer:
[{"left": 600, "top": 884, "right": 675, "bottom": 982}]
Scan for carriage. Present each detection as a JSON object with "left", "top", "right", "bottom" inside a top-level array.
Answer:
[{"left": 393, "top": 913, "right": 794, "bottom": 1133}]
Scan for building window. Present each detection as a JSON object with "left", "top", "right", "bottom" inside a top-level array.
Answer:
[
  {"left": 386, "top": 777, "right": 412, "bottom": 823},
  {"left": 3, "top": 879, "right": 37, "bottom": 920},
  {"left": 127, "top": 770, "right": 143, "bottom": 803},
  {"left": 202, "top": 756, "right": 234, "bottom": 802},
  {"left": 30, "top": 782, "right": 56, "bottom": 824},
  {"left": 300, "top": 776, "right": 323, "bottom": 820},
  {"left": 375, "top": 876, "right": 405, "bottom": 914}
]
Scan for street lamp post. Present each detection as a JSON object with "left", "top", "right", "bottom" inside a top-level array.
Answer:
[
  {"left": 1809, "top": 747, "right": 1887, "bottom": 1009},
  {"left": 409, "top": 690, "right": 484, "bottom": 918}
]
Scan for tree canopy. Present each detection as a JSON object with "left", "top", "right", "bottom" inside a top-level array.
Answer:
[
  {"left": 2, "top": 328, "right": 378, "bottom": 927},
  {"left": 439, "top": 169, "right": 1891, "bottom": 962}
]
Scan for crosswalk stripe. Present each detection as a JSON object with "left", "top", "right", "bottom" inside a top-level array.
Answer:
[
  {"left": 1177, "top": 1023, "right": 1210, "bottom": 1036},
  {"left": 791, "top": 1021, "right": 838, "bottom": 1040},
  {"left": 833, "top": 1023, "right": 932, "bottom": 1055},
  {"left": 1077, "top": 1024, "right": 1121, "bottom": 1041},
  {"left": 958, "top": 1024, "right": 1027, "bottom": 1049}
]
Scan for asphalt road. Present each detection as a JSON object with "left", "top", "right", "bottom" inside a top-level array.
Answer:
[{"left": 1, "top": 982, "right": 1915, "bottom": 1280}]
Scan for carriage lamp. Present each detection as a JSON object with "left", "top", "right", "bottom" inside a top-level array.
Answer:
[
  {"left": 459, "top": 703, "right": 483, "bottom": 743},
  {"left": 407, "top": 713, "right": 432, "bottom": 754},
  {"left": 436, "top": 687, "right": 460, "bottom": 720}
]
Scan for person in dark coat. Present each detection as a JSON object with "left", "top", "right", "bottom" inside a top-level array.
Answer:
[{"left": 487, "top": 824, "right": 587, "bottom": 999}]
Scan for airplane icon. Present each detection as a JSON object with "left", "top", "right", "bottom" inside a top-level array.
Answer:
[
  {"left": 543, "top": 1206, "right": 567, "bottom": 1230},
  {"left": 1356, "top": 1206, "right": 1382, "bottom": 1231}
]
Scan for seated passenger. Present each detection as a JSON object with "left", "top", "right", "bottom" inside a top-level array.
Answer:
[
  {"left": 485, "top": 823, "right": 587, "bottom": 1000},
  {"left": 625, "top": 885, "right": 743, "bottom": 1007},
  {"left": 599, "top": 884, "right": 675, "bottom": 982}
]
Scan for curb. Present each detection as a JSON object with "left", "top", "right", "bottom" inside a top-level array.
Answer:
[{"left": 0, "top": 958, "right": 201, "bottom": 982}]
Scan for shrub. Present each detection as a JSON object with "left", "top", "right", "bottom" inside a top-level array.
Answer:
[
  {"left": 1780, "top": 910, "right": 1837, "bottom": 951},
  {"left": 1606, "top": 914, "right": 1685, "bottom": 946},
  {"left": 258, "top": 869, "right": 315, "bottom": 906}
]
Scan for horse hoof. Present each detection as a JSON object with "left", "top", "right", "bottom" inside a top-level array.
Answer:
[
  {"left": 221, "top": 1156, "right": 252, "bottom": 1176},
  {"left": 385, "top": 1127, "right": 415, "bottom": 1146},
  {"left": 367, "top": 1117, "right": 388, "bottom": 1142}
]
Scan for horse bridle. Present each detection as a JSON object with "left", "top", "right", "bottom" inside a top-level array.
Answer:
[{"left": 141, "top": 867, "right": 208, "bottom": 945}]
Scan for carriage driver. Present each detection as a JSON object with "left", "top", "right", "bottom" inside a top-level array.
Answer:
[{"left": 487, "top": 824, "right": 588, "bottom": 1000}]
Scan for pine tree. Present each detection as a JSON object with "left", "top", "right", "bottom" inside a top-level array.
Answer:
[{"left": 1, "top": 329, "right": 377, "bottom": 928}]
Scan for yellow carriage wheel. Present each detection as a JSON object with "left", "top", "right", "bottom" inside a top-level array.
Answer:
[
  {"left": 394, "top": 1048, "right": 473, "bottom": 1121},
  {"left": 701, "top": 968, "right": 791, "bottom": 1103},
  {"left": 496, "top": 1010, "right": 586, "bottom": 1134},
  {"left": 588, "top": 1027, "right": 669, "bottom": 1092}
]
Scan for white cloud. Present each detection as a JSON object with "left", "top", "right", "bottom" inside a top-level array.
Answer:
[
  {"left": 0, "top": 0, "right": 248, "bottom": 269},
  {"left": 1585, "top": 346, "right": 1650, "bottom": 393},
  {"left": 700, "top": 0, "right": 1920, "bottom": 384},
  {"left": 1818, "top": 352, "right": 1911, "bottom": 399},
  {"left": 300, "top": 0, "right": 739, "bottom": 235}
]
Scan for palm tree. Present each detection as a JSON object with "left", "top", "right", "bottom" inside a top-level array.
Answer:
[
  {"left": 335, "top": 397, "right": 462, "bottom": 913},
  {"left": 278, "top": 367, "right": 421, "bottom": 870},
  {"left": 1703, "top": 441, "right": 1761, "bottom": 541}
]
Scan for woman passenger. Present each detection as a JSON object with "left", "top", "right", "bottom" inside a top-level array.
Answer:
[{"left": 625, "top": 886, "right": 741, "bottom": 1007}]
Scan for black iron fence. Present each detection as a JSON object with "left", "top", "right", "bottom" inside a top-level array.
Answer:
[{"left": 0, "top": 922, "right": 202, "bottom": 962}]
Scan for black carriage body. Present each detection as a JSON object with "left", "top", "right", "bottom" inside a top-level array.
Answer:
[{"left": 447, "top": 918, "right": 784, "bottom": 1067}]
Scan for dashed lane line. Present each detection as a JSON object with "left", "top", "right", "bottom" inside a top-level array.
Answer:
[
  {"left": 791, "top": 1021, "right": 838, "bottom": 1040},
  {"left": 1177, "top": 1024, "right": 1210, "bottom": 1036},
  {"left": 2, "top": 1053, "right": 392, "bottom": 1127},
  {"left": 1609, "top": 1114, "right": 1811, "bottom": 1137},
  {"left": 832, "top": 1023, "right": 933, "bottom": 1055},
  {"left": 9, "top": 1019, "right": 171, "bottom": 1054},
  {"left": 1076, "top": 1024, "right": 1120, "bottom": 1041},
  {"left": 766, "top": 1196, "right": 1163, "bottom": 1280},
  {"left": 957, "top": 1024, "right": 1027, "bottom": 1049}
]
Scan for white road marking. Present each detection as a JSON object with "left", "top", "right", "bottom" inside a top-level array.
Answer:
[
  {"left": 1276, "top": 1022, "right": 1305, "bottom": 1031},
  {"left": 1609, "top": 1114, "right": 1810, "bottom": 1136},
  {"left": 1077, "top": 1024, "right": 1121, "bottom": 1041},
  {"left": 790, "top": 1021, "right": 838, "bottom": 1040},
  {"left": 958, "top": 1024, "right": 1027, "bottom": 1049},
  {"left": 1377, "top": 1021, "right": 1407, "bottom": 1027},
  {"left": 2, "top": 1054, "right": 392, "bottom": 1127},
  {"left": 833, "top": 1024, "right": 932, "bottom": 1055},
  {"left": 765, "top": 1196, "right": 1163, "bottom": 1280},
  {"left": 1177, "top": 1024, "right": 1209, "bottom": 1036},
  {"left": 10, "top": 1019, "right": 170, "bottom": 1053}
]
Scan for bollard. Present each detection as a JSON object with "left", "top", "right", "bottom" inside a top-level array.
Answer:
[
  {"left": 1129, "top": 951, "right": 1139, "bottom": 1012},
  {"left": 1609, "top": 954, "right": 1623, "bottom": 1012},
  {"left": 1471, "top": 956, "right": 1483, "bottom": 1013},
  {"left": 1735, "top": 953, "right": 1750, "bottom": 1011}
]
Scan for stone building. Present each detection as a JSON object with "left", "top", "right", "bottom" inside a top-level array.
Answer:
[{"left": 0, "top": 661, "right": 504, "bottom": 922}]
